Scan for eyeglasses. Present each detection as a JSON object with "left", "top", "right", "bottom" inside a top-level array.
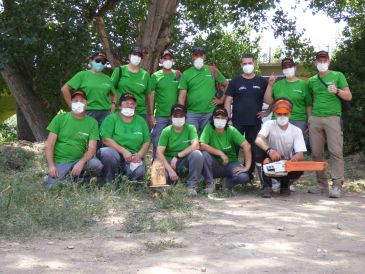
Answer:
[{"left": 94, "top": 58, "right": 107, "bottom": 65}]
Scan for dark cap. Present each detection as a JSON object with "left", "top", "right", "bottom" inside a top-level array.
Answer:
[
  {"left": 71, "top": 90, "right": 87, "bottom": 100},
  {"left": 160, "top": 49, "right": 173, "bottom": 58},
  {"left": 171, "top": 104, "right": 186, "bottom": 116},
  {"left": 120, "top": 92, "right": 136, "bottom": 102},
  {"left": 213, "top": 107, "right": 228, "bottom": 117},
  {"left": 281, "top": 57, "right": 295, "bottom": 68},
  {"left": 130, "top": 46, "right": 143, "bottom": 57},
  {"left": 91, "top": 52, "right": 108, "bottom": 61},
  {"left": 192, "top": 46, "right": 205, "bottom": 54},
  {"left": 316, "top": 50, "right": 329, "bottom": 60}
]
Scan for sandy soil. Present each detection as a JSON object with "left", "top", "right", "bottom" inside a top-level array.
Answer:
[{"left": 1, "top": 189, "right": 365, "bottom": 274}]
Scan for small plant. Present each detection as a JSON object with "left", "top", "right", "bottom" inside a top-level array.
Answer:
[
  {"left": 0, "top": 115, "right": 17, "bottom": 143},
  {"left": 144, "top": 238, "right": 185, "bottom": 252}
]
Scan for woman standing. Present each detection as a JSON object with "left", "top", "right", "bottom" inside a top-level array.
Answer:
[{"left": 61, "top": 52, "right": 117, "bottom": 126}]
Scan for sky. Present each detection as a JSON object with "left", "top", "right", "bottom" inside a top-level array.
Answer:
[{"left": 257, "top": 0, "right": 346, "bottom": 61}]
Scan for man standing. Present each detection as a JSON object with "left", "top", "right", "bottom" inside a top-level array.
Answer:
[
  {"left": 255, "top": 98, "right": 306, "bottom": 198},
  {"left": 178, "top": 46, "right": 228, "bottom": 133},
  {"left": 44, "top": 90, "right": 103, "bottom": 189},
  {"left": 224, "top": 53, "right": 269, "bottom": 177},
  {"left": 148, "top": 49, "right": 180, "bottom": 158},
  {"left": 308, "top": 50, "right": 352, "bottom": 198}
]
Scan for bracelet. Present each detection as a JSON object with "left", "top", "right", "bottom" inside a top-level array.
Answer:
[
  {"left": 265, "top": 147, "right": 272, "bottom": 155},
  {"left": 335, "top": 89, "right": 340, "bottom": 95}
]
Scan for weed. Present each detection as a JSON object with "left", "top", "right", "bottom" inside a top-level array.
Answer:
[{"left": 144, "top": 238, "right": 185, "bottom": 252}]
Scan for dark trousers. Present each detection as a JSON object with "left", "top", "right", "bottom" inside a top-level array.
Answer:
[
  {"left": 233, "top": 123, "right": 262, "bottom": 175},
  {"left": 255, "top": 148, "right": 303, "bottom": 189}
]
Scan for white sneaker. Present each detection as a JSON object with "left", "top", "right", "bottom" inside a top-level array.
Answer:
[
  {"left": 289, "top": 184, "right": 296, "bottom": 192},
  {"left": 272, "top": 179, "right": 280, "bottom": 193},
  {"left": 329, "top": 186, "right": 341, "bottom": 198}
]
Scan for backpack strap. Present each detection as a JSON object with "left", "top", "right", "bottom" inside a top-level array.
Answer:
[
  {"left": 174, "top": 69, "right": 181, "bottom": 81},
  {"left": 209, "top": 65, "right": 224, "bottom": 100}
]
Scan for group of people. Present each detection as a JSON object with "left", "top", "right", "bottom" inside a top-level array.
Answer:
[{"left": 44, "top": 46, "right": 352, "bottom": 198}]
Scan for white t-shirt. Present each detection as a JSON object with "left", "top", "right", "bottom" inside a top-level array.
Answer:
[{"left": 258, "top": 120, "right": 307, "bottom": 160}]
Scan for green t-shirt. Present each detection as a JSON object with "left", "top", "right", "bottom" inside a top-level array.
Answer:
[
  {"left": 111, "top": 65, "right": 150, "bottom": 115},
  {"left": 272, "top": 79, "right": 312, "bottom": 121},
  {"left": 66, "top": 70, "right": 116, "bottom": 111},
  {"left": 100, "top": 112, "right": 150, "bottom": 153},
  {"left": 200, "top": 124, "right": 245, "bottom": 164},
  {"left": 308, "top": 71, "right": 348, "bottom": 116},
  {"left": 158, "top": 124, "right": 199, "bottom": 160},
  {"left": 178, "top": 65, "right": 226, "bottom": 114},
  {"left": 148, "top": 70, "right": 179, "bottom": 117},
  {"left": 47, "top": 112, "right": 99, "bottom": 164}
]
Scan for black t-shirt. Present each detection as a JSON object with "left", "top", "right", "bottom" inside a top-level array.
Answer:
[{"left": 226, "top": 75, "right": 268, "bottom": 126}]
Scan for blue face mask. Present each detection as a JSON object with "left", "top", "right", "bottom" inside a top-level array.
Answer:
[{"left": 92, "top": 61, "right": 104, "bottom": 72}]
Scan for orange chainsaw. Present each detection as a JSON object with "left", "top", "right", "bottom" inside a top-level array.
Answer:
[{"left": 262, "top": 160, "right": 328, "bottom": 177}]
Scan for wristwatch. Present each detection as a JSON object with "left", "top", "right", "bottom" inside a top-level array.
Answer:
[{"left": 335, "top": 89, "right": 340, "bottom": 95}]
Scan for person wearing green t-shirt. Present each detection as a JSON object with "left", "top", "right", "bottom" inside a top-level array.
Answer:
[
  {"left": 178, "top": 46, "right": 228, "bottom": 133},
  {"left": 98, "top": 93, "right": 151, "bottom": 182},
  {"left": 157, "top": 104, "right": 204, "bottom": 196},
  {"left": 200, "top": 107, "right": 252, "bottom": 193},
  {"left": 148, "top": 49, "right": 180, "bottom": 158},
  {"left": 264, "top": 58, "right": 312, "bottom": 135},
  {"left": 307, "top": 51, "right": 352, "bottom": 198},
  {"left": 111, "top": 47, "right": 150, "bottom": 117},
  {"left": 61, "top": 52, "right": 117, "bottom": 126},
  {"left": 44, "top": 90, "right": 103, "bottom": 189}
]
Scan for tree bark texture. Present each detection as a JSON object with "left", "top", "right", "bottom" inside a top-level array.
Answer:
[
  {"left": 1, "top": 66, "right": 49, "bottom": 141},
  {"left": 16, "top": 104, "right": 36, "bottom": 142}
]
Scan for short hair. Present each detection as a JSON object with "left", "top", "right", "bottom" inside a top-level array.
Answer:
[{"left": 241, "top": 53, "right": 255, "bottom": 61}]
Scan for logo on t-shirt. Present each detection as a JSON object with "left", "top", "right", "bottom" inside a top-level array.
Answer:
[
  {"left": 205, "top": 74, "right": 212, "bottom": 77},
  {"left": 293, "top": 89, "right": 303, "bottom": 93},
  {"left": 136, "top": 83, "right": 145, "bottom": 87},
  {"left": 253, "top": 85, "right": 261, "bottom": 89},
  {"left": 239, "top": 86, "right": 247, "bottom": 90},
  {"left": 222, "top": 145, "right": 232, "bottom": 150},
  {"left": 133, "top": 131, "right": 143, "bottom": 135}
]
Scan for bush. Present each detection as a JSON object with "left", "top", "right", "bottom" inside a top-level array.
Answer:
[{"left": 0, "top": 115, "right": 17, "bottom": 143}]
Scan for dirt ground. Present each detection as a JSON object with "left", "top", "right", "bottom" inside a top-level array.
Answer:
[{"left": 1, "top": 187, "right": 365, "bottom": 274}]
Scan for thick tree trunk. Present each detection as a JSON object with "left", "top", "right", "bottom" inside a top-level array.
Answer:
[
  {"left": 1, "top": 66, "right": 49, "bottom": 141},
  {"left": 16, "top": 104, "right": 36, "bottom": 142},
  {"left": 138, "top": 0, "right": 180, "bottom": 73}
]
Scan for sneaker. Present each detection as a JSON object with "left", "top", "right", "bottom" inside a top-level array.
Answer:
[
  {"left": 308, "top": 185, "right": 327, "bottom": 194},
  {"left": 204, "top": 182, "right": 216, "bottom": 193},
  {"left": 187, "top": 188, "right": 198, "bottom": 197},
  {"left": 329, "top": 186, "right": 341, "bottom": 198},
  {"left": 280, "top": 187, "right": 290, "bottom": 196},
  {"left": 272, "top": 179, "right": 280, "bottom": 193},
  {"left": 289, "top": 184, "right": 296, "bottom": 192},
  {"left": 262, "top": 187, "right": 272, "bottom": 198}
]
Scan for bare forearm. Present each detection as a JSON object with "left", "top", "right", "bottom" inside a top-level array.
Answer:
[
  {"left": 178, "top": 141, "right": 199, "bottom": 158},
  {"left": 147, "top": 92, "right": 155, "bottom": 116},
  {"left": 306, "top": 106, "right": 312, "bottom": 118},
  {"left": 103, "top": 138, "right": 129, "bottom": 155},
  {"left": 45, "top": 145, "right": 55, "bottom": 167},
  {"left": 178, "top": 90, "right": 187, "bottom": 105},
  {"left": 138, "top": 142, "right": 150, "bottom": 157},
  {"left": 241, "top": 142, "right": 252, "bottom": 167},
  {"left": 157, "top": 148, "right": 174, "bottom": 172},
  {"left": 61, "top": 85, "right": 72, "bottom": 108},
  {"left": 337, "top": 87, "right": 352, "bottom": 101},
  {"left": 255, "top": 135, "right": 269, "bottom": 152},
  {"left": 200, "top": 143, "right": 223, "bottom": 157},
  {"left": 263, "top": 85, "right": 273, "bottom": 104}
]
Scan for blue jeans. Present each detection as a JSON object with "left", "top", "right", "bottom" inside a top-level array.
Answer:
[
  {"left": 151, "top": 116, "right": 171, "bottom": 159},
  {"left": 97, "top": 147, "right": 146, "bottom": 182},
  {"left": 202, "top": 151, "right": 250, "bottom": 189},
  {"left": 187, "top": 113, "right": 212, "bottom": 134},
  {"left": 44, "top": 157, "right": 103, "bottom": 189}
]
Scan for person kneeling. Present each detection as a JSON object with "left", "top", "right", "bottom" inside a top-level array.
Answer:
[
  {"left": 156, "top": 104, "right": 203, "bottom": 196},
  {"left": 200, "top": 107, "right": 252, "bottom": 193},
  {"left": 98, "top": 93, "right": 151, "bottom": 182},
  {"left": 255, "top": 98, "right": 306, "bottom": 198},
  {"left": 44, "top": 90, "right": 103, "bottom": 189}
]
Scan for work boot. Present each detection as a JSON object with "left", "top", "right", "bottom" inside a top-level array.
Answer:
[
  {"left": 329, "top": 186, "right": 341, "bottom": 198},
  {"left": 308, "top": 184, "right": 328, "bottom": 195},
  {"left": 280, "top": 187, "right": 290, "bottom": 196},
  {"left": 187, "top": 188, "right": 198, "bottom": 197},
  {"left": 204, "top": 181, "right": 216, "bottom": 193},
  {"left": 262, "top": 187, "right": 272, "bottom": 198}
]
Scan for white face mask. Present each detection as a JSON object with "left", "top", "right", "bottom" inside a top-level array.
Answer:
[
  {"left": 193, "top": 58, "right": 204, "bottom": 69},
  {"left": 172, "top": 117, "right": 185, "bottom": 127},
  {"left": 277, "top": 116, "right": 289, "bottom": 126},
  {"left": 130, "top": 55, "right": 141, "bottom": 66},
  {"left": 121, "top": 107, "right": 135, "bottom": 117},
  {"left": 283, "top": 67, "right": 295, "bottom": 78},
  {"left": 213, "top": 118, "right": 227, "bottom": 129},
  {"left": 71, "top": 102, "right": 85, "bottom": 114},
  {"left": 316, "top": 62, "right": 329, "bottom": 72},
  {"left": 242, "top": 64, "right": 254, "bottom": 74},
  {"left": 162, "top": 60, "right": 173, "bottom": 69}
]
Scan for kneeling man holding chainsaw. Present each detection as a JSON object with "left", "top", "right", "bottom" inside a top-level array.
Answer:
[{"left": 255, "top": 98, "right": 312, "bottom": 198}]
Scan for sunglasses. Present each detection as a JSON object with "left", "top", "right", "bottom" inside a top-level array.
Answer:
[{"left": 94, "top": 58, "right": 107, "bottom": 65}]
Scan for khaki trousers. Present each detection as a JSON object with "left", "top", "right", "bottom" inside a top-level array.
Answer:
[{"left": 308, "top": 116, "right": 344, "bottom": 187}]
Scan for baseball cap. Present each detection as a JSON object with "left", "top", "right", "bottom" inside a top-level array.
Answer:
[
  {"left": 281, "top": 57, "right": 295, "bottom": 68},
  {"left": 171, "top": 104, "right": 186, "bottom": 116},
  {"left": 160, "top": 49, "right": 173, "bottom": 58},
  {"left": 130, "top": 47, "right": 143, "bottom": 57},
  {"left": 213, "top": 107, "right": 228, "bottom": 117},
  {"left": 192, "top": 46, "right": 205, "bottom": 54},
  {"left": 91, "top": 52, "right": 108, "bottom": 61},
  {"left": 273, "top": 98, "right": 292, "bottom": 114},
  {"left": 71, "top": 90, "right": 87, "bottom": 100},
  {"left": 315, "top": 50, "right": 329, "bottom": 60},
  {"left": 120, "top": 93, "right": 136, "bottom": 102}
]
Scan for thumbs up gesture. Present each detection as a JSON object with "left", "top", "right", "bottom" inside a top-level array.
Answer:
[{"left": 328, "top": 80, "right": 337, "bottom": 94}]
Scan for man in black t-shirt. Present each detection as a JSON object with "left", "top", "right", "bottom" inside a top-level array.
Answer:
[{"left": 224, "top": 53, "right": 270, "bottom": 177}]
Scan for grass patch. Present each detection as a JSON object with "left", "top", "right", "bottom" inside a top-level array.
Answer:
[{"left": 144, "top": 238, "right": 185, "bottom": 252}]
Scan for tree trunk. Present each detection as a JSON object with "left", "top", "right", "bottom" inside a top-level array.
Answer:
[
  {"left": 1, "top": 66, "right": 49, "bottom": 141},
  {"left": 138, "top": 0, "right": 180, "bottom": 73},
  {"left": 16, "top": 104, "right": 36, "bottom": 142}
]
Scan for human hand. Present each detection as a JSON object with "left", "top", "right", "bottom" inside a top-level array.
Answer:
[
  {"left": 170, "top": 156, "right": 178, "bottom": 170},
  {"left": 233, "top": 166, "right": 249, "bottom": 174},
  {"left": 328, "top": 80, "right": 337, "bottom": 94},
  {"left": 123, "top": 151, "right": 133, "bottom": 162},
  {"left": 48, "top": 165, "right": 59, "bottom": 179},
  {"left": 268, "top": 73, "right": 277, "bottom": 86},
  {"left": 220, "top": 152, "right": 229, "bottom": 166},
  {"left": 168, "top": 169, "right": 179, "bottom": 181},
  {"left": 71, "top": 160, "right": 85, "bottom": 177},
  {"left": 131, "top": 153, "right": 142, "bottom": 163},
  {"left": 268, "top": 149, "right": 281, "bottom": 162}
]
